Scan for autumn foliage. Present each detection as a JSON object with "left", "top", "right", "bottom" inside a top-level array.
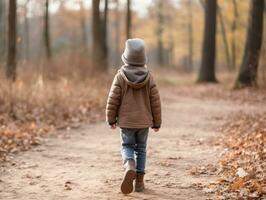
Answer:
[
  {"left": 0, "top": 66, "right": 109, "bottom": 161},
  {"left": 213, "top": 112, "right": 266, "bottom": 199}
]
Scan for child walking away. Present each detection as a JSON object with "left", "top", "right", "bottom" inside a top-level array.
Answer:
[{"left": 106, "top": 38, "right": 162, "bottom": 194}]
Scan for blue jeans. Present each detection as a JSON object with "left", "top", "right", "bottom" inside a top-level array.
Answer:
[{"left": 120, "top": 128, "right": 149, "bottom": 174}]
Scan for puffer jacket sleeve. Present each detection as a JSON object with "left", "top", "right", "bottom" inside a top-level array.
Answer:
[
  {"left": 106, "top": 73, "right": 122, "bottom": 125},
  {"left": 149, "top": 75, "right": 162, "bottom": 128}
]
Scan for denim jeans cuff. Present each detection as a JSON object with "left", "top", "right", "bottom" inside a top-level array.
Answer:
[{"left": 123, "top": 158, "right": 135, "bottom": 164}]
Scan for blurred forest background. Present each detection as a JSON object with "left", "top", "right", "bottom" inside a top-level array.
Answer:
[
  {"left": 0, "top": 1, "right": 266, "bottom": 199},
  {"left": 0, "top": 0, "right": 265, "bottom": 80}
]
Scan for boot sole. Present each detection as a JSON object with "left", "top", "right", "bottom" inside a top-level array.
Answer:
[{"left": 121, "top": 170, "right": 136, "bottom": 194}]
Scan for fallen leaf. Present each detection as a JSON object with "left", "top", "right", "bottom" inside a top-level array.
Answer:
[{"left": 230, "top": 178, "right": 245, "bottom": 191}]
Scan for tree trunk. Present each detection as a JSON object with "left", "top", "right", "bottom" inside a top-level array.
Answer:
[
  {"left": 263, "top": 2, "right": 266, "bottom": 83},
  {"left": 80, "top": 0, "right": 88, "bottom": 52},
  {"left": 0, "top": 1, "right": 6, "bottom": 62},
  {"left": 231, "top": 0, "right": 238, "bottom": 70},
  {"left": 235, "top": 0, "right": 264, "bottom": 88},
  {"left": 44, "top": 0, "right": 52, "bottom": 59},
  {"left": 126, "top": 0, "right": 131, "bottom": 39},
  {"left": 102, "top": 0, "right": 108, "bottom": 67},
  {"left": 157, "top": 0, "right": 164, "bottom": 66},
  {"left": 115, "top": 0, "right": 120, "bottom": 66},
  {"left": 6, "top": 0, "right": 17, "bottom": 81},
  {"left": 198, "top": 0, "right": 217, "bottom": 82},
  {"left": 218, "top": 5, "right": 232, "bottom": 71},
  {"left": 187, "top": 0, "right": 193, "bottom": 71},
  {"left": 24, "top": 0, "right": 30, "bottom": 61},
  {"left": 92, "top": 0, "right": 105, "bottom": 70},
  {"left": 169, "top": 34, "right": 174, "bottom": 67}
]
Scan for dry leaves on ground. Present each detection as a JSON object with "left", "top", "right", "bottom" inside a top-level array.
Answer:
[
  {"left": 210, "top": 112, "right": 266, "bottom": 199},
  {"left": 0, "top": 76, "right": 109, "bottom": 161}
]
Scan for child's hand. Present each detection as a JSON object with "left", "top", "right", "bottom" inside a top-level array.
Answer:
[
  {"left": 152, "top": 128, "right": 159, "bottom": 132},
  {"left": 110, "top": 124, "right": 117, "bottom": 129}
]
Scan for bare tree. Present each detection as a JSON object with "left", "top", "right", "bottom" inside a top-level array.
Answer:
[
  {"left": 102, "top": 0, "right": 108, "bottom": 66},
  {"left": 44, "top": 0, "right": 52, "bottom": 59},
  {"left": 187, "top": 0, "right": 193, "bottom": 70},
  {"left": 79, "top": 0, "right": 88, "bottom": 52},
  {"left": 24, "top": 0, "right": 30, "bottom": 61},
  {"left": 126, "top": 0, "right": 131, "bottom": 39},
  {"left": 115, "top": 0, "right": 120, "bottom": 66},
  {"left": 6, "top": 0, "right": 17, "bottom": 81},
  {"left": 198, "top": 0, "right": 217, "bottom": 82},
  {"left": 92, "top": 0, "right": 106, "bottom": 70},
  {"left": 262, "top": 4, "right": 266, "bottom": 83},
  {"left": 218, "top": 5, "right": 232, "bottom": 70},
  {"left": 199, "top": 0, "right": 230, "bottom": 71},
  {"left": 231, "top": 0, "right": 238, "bottom": 69},
  {"left": 157, "top": 0, "right": 164, "bottom": 66},
  {"left": 0, "top": 1, "right": 6, "bottom": 62},
  {"left": 235, "top": 0, "right": 264, "bottom": 87}
]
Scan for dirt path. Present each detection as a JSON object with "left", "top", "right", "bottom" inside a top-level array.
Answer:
[{"left": 0, "top": 89, "right": 259, "bottom": 200}]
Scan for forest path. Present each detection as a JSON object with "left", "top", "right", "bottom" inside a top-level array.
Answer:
[{"left": 0, "top": 88, "right": 259, "bottom": 200}]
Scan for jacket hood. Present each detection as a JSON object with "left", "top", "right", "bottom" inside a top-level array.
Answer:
[{"left": 119, "top": 65, "right": 150, "bottom": 89}]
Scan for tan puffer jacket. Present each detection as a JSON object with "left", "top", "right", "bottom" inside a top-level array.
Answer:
[{"left": 106, "top": 65, "right": 161, "bottom": 129}]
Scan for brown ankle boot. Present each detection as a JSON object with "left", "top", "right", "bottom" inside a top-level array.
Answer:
[
  {"left": 121, "top": 160, "right": 136, "bottom": 194},
  {"left": 135, "top": 173, "right": 145, "bottom": 192}
]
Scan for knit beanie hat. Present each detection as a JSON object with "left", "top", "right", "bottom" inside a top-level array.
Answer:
[{"left": 121, "top": 38, "right": 147, "bottom": 66}]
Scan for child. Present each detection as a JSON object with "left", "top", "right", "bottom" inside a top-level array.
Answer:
[{"left": 106, "top": 38, "right": 162, "bottom": 194}]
